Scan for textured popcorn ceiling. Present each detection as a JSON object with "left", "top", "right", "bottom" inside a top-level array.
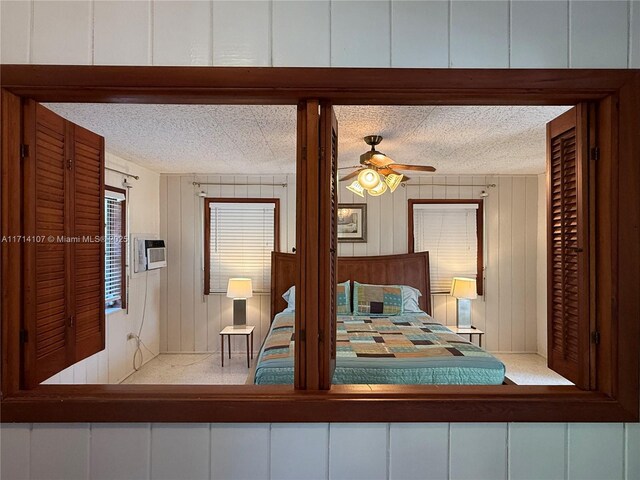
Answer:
[{"left": 46, "top": 104, "right": 571, "bottom": 175}]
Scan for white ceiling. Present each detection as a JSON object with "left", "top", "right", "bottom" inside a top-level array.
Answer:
[{"left": 46, "top": 104, "right": 571, "bottom": 175}]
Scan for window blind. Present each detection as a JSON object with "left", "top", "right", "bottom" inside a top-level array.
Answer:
[
  {"left": 413, "top": 203, "right": 479, "bottom": 293},
  {"left": 209, "top": 202, "right": 276, "bottom": 293},
  {"left": 105, "top": 191, "right": 125, "bottom": 307}
]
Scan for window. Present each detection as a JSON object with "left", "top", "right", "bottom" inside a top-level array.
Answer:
[
  {"left": 204, "top": 199, "right": 279, "bottom": 294},
  {"left": 105, "top": 186, "right": 126, "bottom": 309},
  {"left": 409, "top": 200, "right": 483, "bottom": 295},
  {"left": 1, "top": 66, "right": 638, "bottom": 424}
]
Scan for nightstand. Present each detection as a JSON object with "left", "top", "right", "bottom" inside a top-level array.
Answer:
[
  {"left": 450, "top": 326, "right": 485, "bottom": 348},
  {"left": 220, "top": 325, "right": 255, "bottom": 368}
]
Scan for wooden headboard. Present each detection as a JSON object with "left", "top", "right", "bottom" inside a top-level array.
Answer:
[{"left": 270, "top": 252, "right": 432, "bottom": 318}]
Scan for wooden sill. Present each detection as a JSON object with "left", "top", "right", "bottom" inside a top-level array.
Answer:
[{"left": 1, "top": 384, "right": 637, "bottom": 423}]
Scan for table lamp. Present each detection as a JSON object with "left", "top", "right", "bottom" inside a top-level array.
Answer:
[
  {"left": 450, "top": 277, "right": 477, "bottom": 328},
  {"left": 227, "top": 278, "right": 253, "bottom": 327}
]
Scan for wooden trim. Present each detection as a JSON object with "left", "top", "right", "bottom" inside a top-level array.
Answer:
[
  {"left": 1, "top": 89, "right": 22, "bottom": 395},
  {"left": 1, "top": 69, "right": 638, "bottom": 423},
  {"left": 408, "top": 199, "right": 484, "bottom": 296},
  {"left": 0, "top": 66, "right": 633, "bottom": 105},
  {"left": 295, "top": 99, "right": 321, "bottom": 389},
  {"left": 105, "top": 185, "right": 127, "bottom": 310},
  {"left": 1, "top": 385, "right": 636, "bottom": 423},
  {"left": 202, "top": 197, "right": 280, "bottom": 296}
]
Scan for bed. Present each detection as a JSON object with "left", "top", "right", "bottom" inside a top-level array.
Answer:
[{"left": 252, "top": 252, "right": 505, "bottom": 385}]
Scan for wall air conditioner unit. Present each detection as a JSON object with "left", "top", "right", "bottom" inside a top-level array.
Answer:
[{"left": 134, "top": 238, "right": 167, "bottom": 273}]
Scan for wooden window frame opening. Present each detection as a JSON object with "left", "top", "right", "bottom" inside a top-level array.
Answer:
[
  {"left": 203, "top": 197, "right": 280, "bottom": 295},
  {"left": 104, "top": 185, "right": 127, "bottom": 310},
  {"left": 408, "top": 199, "right": 484, "bottom": 296},
  {"left": 1, "top": 66, "right": 638, "bottom": 423}
]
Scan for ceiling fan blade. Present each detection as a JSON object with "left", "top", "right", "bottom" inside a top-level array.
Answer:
[
  {"left": 360, "top": 150, "right": 394, "bottom": 167},
  {"left": 339, "top": 169, "right": 362, "bottom": 182},
  {"left": 390, "top": 164, "right": 436, "bottom": 172}
]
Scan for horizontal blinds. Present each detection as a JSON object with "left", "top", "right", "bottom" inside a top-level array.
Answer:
[
  {"left": 105, "top": 195, "right": 124, "bottom": 305},
  {"left": 413, "top": 203, "right": 479, "bottom": 293},
  {"left": 209, "top": 202, "right": 275, "bottom": 293}
]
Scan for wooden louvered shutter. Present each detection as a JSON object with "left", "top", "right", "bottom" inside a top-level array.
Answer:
[
  {"left": 22, "top": 102, "right": 105, "bottom": 387},
  {"left": 319, "top": 102, "right": 338, "bottom": 389},
  {"left": 546, "top": 105, "right": 592, "bottom": 389},
  {"left": 22, "top": 102, "right": 73, "bottom": 386},
  {"left": 71, "top": 124, "right": 105, "bottom": 362}
]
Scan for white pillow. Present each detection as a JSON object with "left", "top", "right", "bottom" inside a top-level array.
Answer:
[
  {"left": 282, "top": 286, "right": 295, "bottom": 312},
  {"left": 401, "top": 285, "right": 423, "bottom": 313}
]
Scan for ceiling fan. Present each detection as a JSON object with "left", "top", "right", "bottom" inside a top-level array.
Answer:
[{"left": 338, "top": 135, "right": 436, "bottom": 197}]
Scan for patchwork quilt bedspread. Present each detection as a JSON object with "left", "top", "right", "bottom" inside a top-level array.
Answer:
[{"left": 253, "top": 312, "right": 505, "bottom": 385}]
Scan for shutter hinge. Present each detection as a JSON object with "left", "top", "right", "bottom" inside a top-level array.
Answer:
[
  {"left": 20, "top": 329, "right": 28, "bottom": 344},
  {"left": 592, "top": 331, "right": 601, "bottom": 344},
  {"left": 67, "top": 158, "right": 73, "bottom": 170},
  {"left": 301, "top": 146, "right": 307, "bottom": 162},
  {"left": 68, "top": 315, "right": 75, "bottom": 328},
  {"left": 20, "top": 144, "right": 29, "bottom": 159},
  {"left": 590, "top": 147, "right": 600, "bottom": 161}
]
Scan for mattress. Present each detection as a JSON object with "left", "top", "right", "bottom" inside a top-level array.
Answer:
[{"left": 254, "top": 311, "right": 505, "bottom": 385}]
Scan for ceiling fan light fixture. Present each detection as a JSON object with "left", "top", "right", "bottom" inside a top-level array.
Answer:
[
  {"left": 368, "top": 181, "right": 388, "bottom": 197},
  {"left": 346, "top": 180, "right": 366, "bottom": 198},
  {"left": 358, "top": 168, "right": 380, "bottom": 189},
  {"left": 384, "top": 173, "right": 403, "bottom": 193}
]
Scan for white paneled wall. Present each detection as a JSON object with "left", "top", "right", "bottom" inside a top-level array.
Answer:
[
  {"left": 2, "top": 0, "right": 638, "bottom": 68},
  {"left": 42, "top": 153, "right": 161, "bottom": 385},
  {"left": 2, "top": 423, "right": 639, "bottom": 480},
  {"left": 160, "top": 173, "right": 538, "bottom": 354},
  {"left": 338, "top": 175, "right": 539, "bottom": 353},
  {"left": 2, "top": 2, "right": 639, "bottom": 479},
  {"left": 159, "top": 174, "right": 296, "bottom": 354}
]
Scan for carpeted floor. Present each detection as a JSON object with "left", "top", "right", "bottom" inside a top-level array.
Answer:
[{"left": 122, "top": 352, "right": 572, "bottom": 386}]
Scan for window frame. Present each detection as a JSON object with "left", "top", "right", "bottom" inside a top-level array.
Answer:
[
  {"left": 1, "top": 66, "right": 638, "bottom": 423},
  {"left": 104, "top": 185, "right": 127, "bottom": 310},
  {"left": 408, "top": 199, "right": 484, "bottom": 296},
  {"left": 203, "top": 197, "right": 280, "bottom": 295}
]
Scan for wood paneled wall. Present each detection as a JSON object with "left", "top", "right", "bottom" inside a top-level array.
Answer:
[
  {"left": 161, "top": 173, "right": 539, "bottom": 353},
  {"left": 1, "top": 0, "right": 637, "bottom": 69},
  {"left": 2, "top": 1, "right": 638, "bottom": 478},
  {"left": 341, "top": 174, "right": 539, "bottom": 353},
  {"left": 159, "top": 174, "right": 296, "bottom": 354},
  {"left": 2, "top": 422, "right": 638, "bottom": 480}
]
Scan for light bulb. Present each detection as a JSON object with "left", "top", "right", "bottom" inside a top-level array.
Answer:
[
  {"left": 368, "top": 181, "right": 388, "bottom": 196},
  {"left": 346, "top": 180, "right": 366, "bottom": 198},
  {"left": 357, "top": 168, "right": 380, "bottom": 189}
]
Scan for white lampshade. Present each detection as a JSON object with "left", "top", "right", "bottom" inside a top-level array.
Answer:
[
  {"left": 358, "top": 168, "right": 380, "bottom": 189},
  {"left": 367, "top": 180, "right": 388, "bottom": 196},
  {"left": 450, "top": 277, "right": 477, "bottom": 300},
  {"left": 384, "top": 173, "right": 403, "bottom": 193},
  {"left": 227, "top": 278, "right": 253, "bottom": 299},
  {"left": 346, "top": 180, "right": 366, "bottom": 198}
]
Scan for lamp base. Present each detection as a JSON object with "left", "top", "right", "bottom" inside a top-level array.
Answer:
[
  {"left": 456, "top": 298, "right": 472, "bottom": 328},
  {"left": 233, "top": 299, "right": 247, "bottom": 327}
]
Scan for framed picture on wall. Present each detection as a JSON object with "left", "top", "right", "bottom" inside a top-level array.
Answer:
[{"left": 337, "top": 204, "right": 367, "bottom": 243}]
